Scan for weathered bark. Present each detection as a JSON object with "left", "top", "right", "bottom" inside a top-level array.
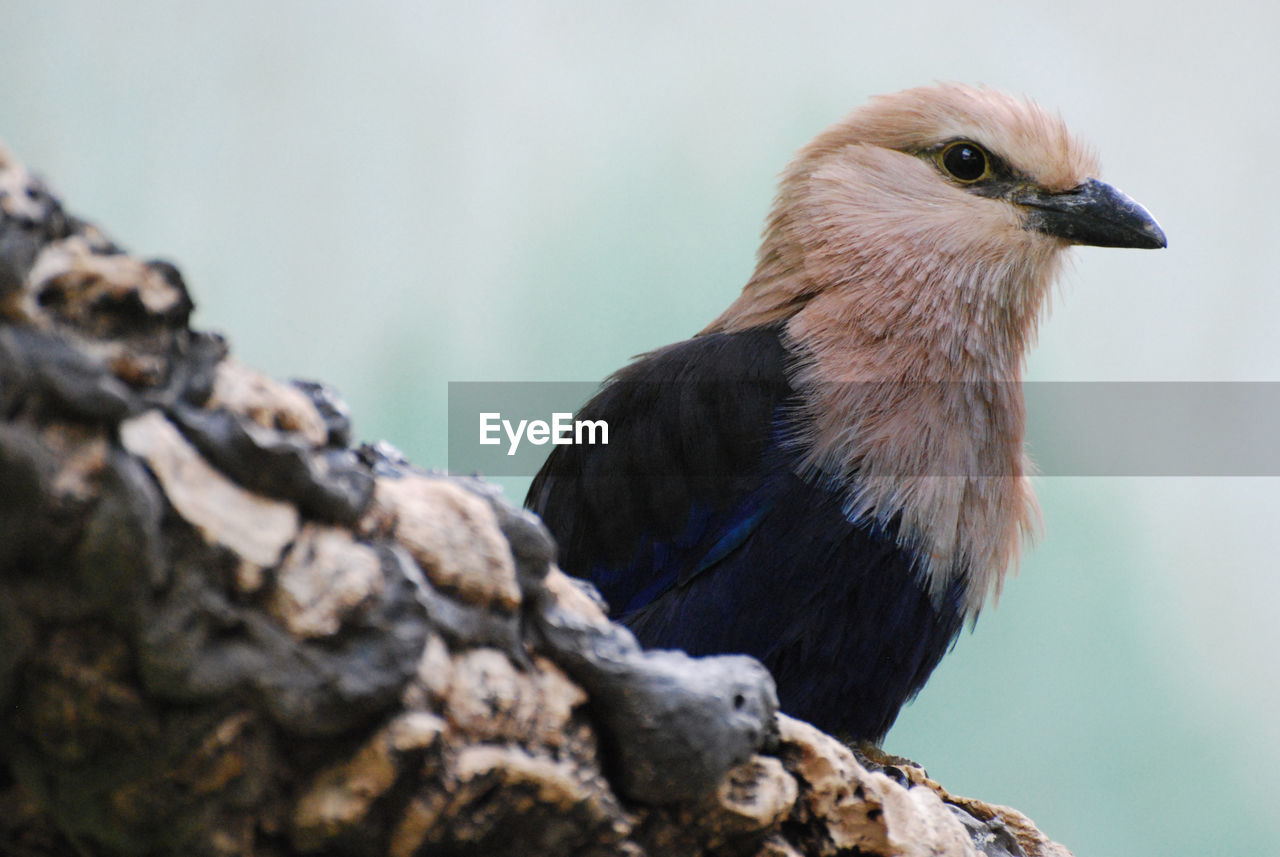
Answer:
[{"left": 0, "top": 144, "right": 1071, "bottom": 857}]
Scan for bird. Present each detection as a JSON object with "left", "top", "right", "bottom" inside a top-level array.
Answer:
[{"left": 526, "top": 83, "right": 1165, "bottom": 743}]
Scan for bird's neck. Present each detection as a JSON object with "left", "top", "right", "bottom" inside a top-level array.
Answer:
[{"left": 730, "top": 244, "right": 1059, "bottom": 616}]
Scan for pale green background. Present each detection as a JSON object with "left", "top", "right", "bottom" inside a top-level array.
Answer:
[{"left": 2, "top": 3, "right": 1276, "bottom": 854}]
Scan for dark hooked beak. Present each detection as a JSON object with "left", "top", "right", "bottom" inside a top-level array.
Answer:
[{"left": 1014, "top": 177, "right": 1167, "bottom": 249}]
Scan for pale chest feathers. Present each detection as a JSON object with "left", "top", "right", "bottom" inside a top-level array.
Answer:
[{"left": 783, "top": 320, "right": 1042, "bottom": 618}]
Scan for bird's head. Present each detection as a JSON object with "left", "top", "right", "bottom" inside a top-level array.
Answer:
[{"left": 708, "top": 83, "right": 1165, "bottom": 371}]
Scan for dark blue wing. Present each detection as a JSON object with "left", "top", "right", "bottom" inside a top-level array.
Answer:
[
  {"left": 623, "top": 465, "right": 967, "bottom": 741},
  {"left": 527, "top": 325, "right": 793, "bottom": 615},
  {"left": 527, "top": 324, "right": 967, "bottom": 740}
]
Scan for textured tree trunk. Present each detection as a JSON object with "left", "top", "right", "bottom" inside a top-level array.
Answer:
[{"left": 0, "top": 144, "right": 1070, "bottom": 857}]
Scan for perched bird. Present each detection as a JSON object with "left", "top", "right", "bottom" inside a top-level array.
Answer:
[{"left": 527, "top": 84, "right": 1165, "bottom": 742}]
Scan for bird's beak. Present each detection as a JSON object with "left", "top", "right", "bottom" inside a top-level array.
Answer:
[{"left": 1013, "top": 178, "right": 1167, "bottom": 249}]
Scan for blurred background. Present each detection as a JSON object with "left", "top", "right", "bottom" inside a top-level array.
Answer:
[{"left": 2, "top": 2, "right": 1276, "bottom": 853}]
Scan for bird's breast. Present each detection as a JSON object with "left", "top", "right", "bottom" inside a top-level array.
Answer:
[{"left": 781, "top": 334, "right": 1039, "bottom": 615}]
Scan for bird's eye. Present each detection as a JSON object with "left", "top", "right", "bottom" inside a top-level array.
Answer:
[{"left": 939, "top": 141, "right": 990, "bottom": 183}]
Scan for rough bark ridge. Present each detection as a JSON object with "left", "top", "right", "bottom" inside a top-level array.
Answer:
[{"left": 0, "top": 144, "right": 1071, "bottom": 857}]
